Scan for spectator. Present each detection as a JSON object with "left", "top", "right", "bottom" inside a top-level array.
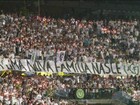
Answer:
[{"left": 0, "top": 13, "right": 139, "bottom": 63}]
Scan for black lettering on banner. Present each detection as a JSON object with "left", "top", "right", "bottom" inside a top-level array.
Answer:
[
  {"left": 61, "top": 63, "right": 70, "bottom": 72},
  {"left": 6, "top": 62, "right": 13, "bottom": 70},
  {"left": 78, "top": 62, "right": 83, "bottom": 73},
  {"left": 42, "top": 60, "right": 47, "bottom": 71},
  {"left": 46, "top": 61, "right": 54, "bottom": 72},
  {"left": 33, "top": 62, "right": 40, "bottom": 71},
  {"left": 126, "top": 64, "right": 139, "bottom": 75},
  {"left": 26, "top": 60, "right": 34, "bottom": 72},
  {"left": 100, "top": 63, "right": 105, "bottom": 74},
  {"left": 63, "top": 62, "right": 71, "bottom": 73},
  {"left": 116, "top": 63, "right": 121, "bottom": 74},
  {"left": 92, "top": 63, "right": 99, "bottom": 74},
  {"left": 0, "top": 64, "right": 4, "bottom": 69},
  {"left": 14, "top": 59, "right": 22, "bottom": 70},
  {"left": 54, "top": 61, "right": 59, "bottom": 72},
  {"left": 133, "top": 65, "right": 139, "bottom": 75},
  {"left": 55, "top": 62, "right": 60, "bottom": 72},
  {"left": 0, "top": 59, "right": 3, "bottom": 64},
  {"left": 66, "top": 62, "right": 76, "bottom": 73},
  {"left": 123, "top": 64, "right": 128, "bottom": 75},
  {"left": 81, "top": 62, "right": 86, "bottom": 73},
  {"left": 110, "top": 63, "right": 117, "bottom": 74},
  {"left": 75, "top": 62, "right": 81, "bottom": 73},
  {"left": 8, "top": 59, "right": 16, "bottom": 70},
  {"left": 85, "top": 63, "right": 92, "bottom": 74},
  {"left": 10, "top": 60, "right": 16, "bottom": 69},
  {"left": 19, "top": 60, "right": 28, "bottom": 71},
  {"left": 36, "top": 61, "right": 44, "bottom": 71},
  {"left": 14, "top": 59, "right": 21, "bottom": 70},
  {"left": 72, "top": 62, "right": 77, "bottom": 73},
  {"left": 73, "top": 62, "right": 78, "bottom": 73},
  {"left": 41, "top": 61, "right": 48, "bottom": 72},
  {"left": 104, "top": 63, "right": 111, "bottom": 74}
]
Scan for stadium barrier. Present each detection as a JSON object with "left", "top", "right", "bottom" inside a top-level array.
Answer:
[{"left": 53, "top": 88, "right": 137, "bottom": 105}]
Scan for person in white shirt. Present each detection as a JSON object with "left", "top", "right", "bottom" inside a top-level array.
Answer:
[
  {"left": 9, "top": 51, "right": 15, "bottom": 59},
  {"left": 11, "top": 95, "right": 18, "bottom": 105}
]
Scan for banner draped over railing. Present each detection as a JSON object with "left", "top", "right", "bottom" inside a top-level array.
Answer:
[{"left": 0, "top": 59, "right": 139, "bottom": 75}]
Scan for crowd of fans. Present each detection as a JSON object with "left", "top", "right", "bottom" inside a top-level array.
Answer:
[
  {"left": 0, "top": 72, "right": 67, "bottom": 105},
  {"left": 0, "top": 12, "right": 140, "bottom": 104},
  {"left": 0, "top": 13, "right": 140, "bottom": 63},
  {"left": 0, "top": 72, "right": 140, "bottom": 105}
]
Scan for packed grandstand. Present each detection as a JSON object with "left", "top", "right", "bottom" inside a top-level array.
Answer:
[
  {"left": 0, "top": 13, "right": 140, "bottom": 63},
  {"left": 0, "top": 12, "right": 139, "bottom": 105},
  {"left": 0, "top": 0, "right": 140, "bottom": 104}
]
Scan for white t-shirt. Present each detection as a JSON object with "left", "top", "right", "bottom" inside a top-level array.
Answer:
[
  {"left": 35, "top": 94, "right": 42, "bottom": 100},
  {"left": 4, "top": 98, "right": 11, "bottom": 105},
  {"left": 54, "top": 103, "right": 58, "bottom": 105},
  {"left": 0, "top": 96, "right": 3, "bottom": 102},
  {"left": 12, "top": 96, "right": 18, "bottom": 105},
  {"left": 17, "top": 97, "right": 23, "bottom": 105},
  {"left": 9, "top": 53, "right": 15, "bottom": 59}
]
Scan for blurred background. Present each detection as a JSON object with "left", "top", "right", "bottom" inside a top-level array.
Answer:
[{"left": 0, "top": 0, "right": 140, "bottom": 19}]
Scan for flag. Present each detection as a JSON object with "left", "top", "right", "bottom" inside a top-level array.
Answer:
[
  {"left": 31, "top": 51, "right": 37, "bottom": 64},
  {"left": 56, "top": 51, "right": 66, "bottom": 62}
]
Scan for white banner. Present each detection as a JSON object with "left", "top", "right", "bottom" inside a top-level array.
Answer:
[
  {"left": 56, "top": 51, "right": 66, "bottom": 62},
  {"left": 0, "top": 59, "right": 139, "bottom": 76}
]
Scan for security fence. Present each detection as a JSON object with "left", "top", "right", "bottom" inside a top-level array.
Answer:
[{"left": 53, "top": 88, "right": 139, "bottom": 105}]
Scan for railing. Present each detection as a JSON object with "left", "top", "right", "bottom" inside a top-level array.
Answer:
[
  {"left": 54, "top": 88, "right": 117, "bottom": 99},
  {"left": 53, "top": 88, "right": 139, "bottom": 105}
]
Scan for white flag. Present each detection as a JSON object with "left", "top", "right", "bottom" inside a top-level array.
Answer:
[
  {"left": 31, "top": 51, "right": 37, "bottom": 64},
  {"left": 56, "top": 51, "right": 66, "bottom": 62}
]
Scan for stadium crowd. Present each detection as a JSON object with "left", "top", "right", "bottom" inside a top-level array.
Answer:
[
  {"left": 0, "top": 72, "right": 140, "bottom": 105},
  {"left": 0, "top": 13, "right": 140, "bottom": 63},
  {"left": 0, "top": 12, "right": 140, "bottom": 105}
]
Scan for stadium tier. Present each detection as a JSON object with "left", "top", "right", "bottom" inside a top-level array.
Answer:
[{"left": 0, "top": 0, "right": 140, "bottom": 105}]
